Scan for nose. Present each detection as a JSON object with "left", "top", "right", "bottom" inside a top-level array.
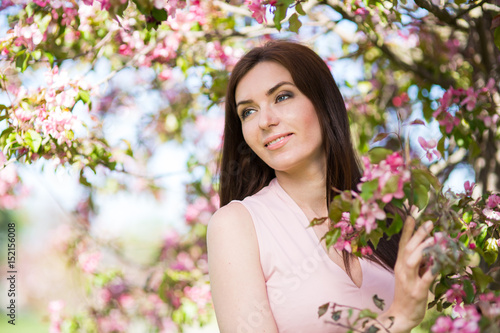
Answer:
[{"left": 258, "top": 105, "right": 279, "bottom": 129}]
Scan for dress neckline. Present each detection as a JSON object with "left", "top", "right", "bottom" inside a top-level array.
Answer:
[{"left": 268, "top": 178, "right": 364, "bottom": 289}]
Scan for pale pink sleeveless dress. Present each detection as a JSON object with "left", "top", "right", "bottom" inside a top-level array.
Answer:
[{"left": 234, "top": 178, "right": 395, "bottom": 333}]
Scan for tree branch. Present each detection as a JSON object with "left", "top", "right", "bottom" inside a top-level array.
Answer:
[
  {"left": 322, "top": 0, "right": 456, "bottom": 88},
  {"left": 413, "top": 0, "right": 469, "bottom": 30}
]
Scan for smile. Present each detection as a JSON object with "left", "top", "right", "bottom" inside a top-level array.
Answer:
[{"left": 265, "top": 133, "right": 293, "bottom": 150}]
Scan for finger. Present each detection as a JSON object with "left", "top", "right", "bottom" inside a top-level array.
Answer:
[
  {"left": 398, "top": 216, "right": 416, "bottom": 257},
  {"left": 418, "top": 266, "right": 437, "bottom": 291},
  {"left": 405, "top": 221, "right": 433, "bottom": 252},
  {"left": 406, "top": 237, "right": 435, "bottom": 270}
]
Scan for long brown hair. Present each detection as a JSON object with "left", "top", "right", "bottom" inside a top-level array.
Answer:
[{"left": 218, "top": 40, "right": 399, "bottom": 272}]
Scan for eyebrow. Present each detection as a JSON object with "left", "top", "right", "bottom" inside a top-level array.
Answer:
[{"left": 236, "top": 81, "right": 295, "bottom": 108}]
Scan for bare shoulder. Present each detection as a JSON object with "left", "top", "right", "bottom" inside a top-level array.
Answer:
[
  {"left": 207, "top": 202, "right": 277, "bottom": 332},
  {"left": 207, "top": 201, "right": 257, "bottom": 250}
]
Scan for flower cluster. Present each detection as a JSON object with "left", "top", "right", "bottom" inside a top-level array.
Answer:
[
  {"left": 246, "top": 0, "right": 269, "bottom": 24},
  {"left": 0, "top": 152, "right": 26, "bottom": 209},
  {"left": 321, "top": 150, "right": 413, "bottom": 255},
  {"left": 418, "top": 136, "right": 441, "bottom": 162},
  {"left": 9, "top": 65, "right": 81, "bottom": 150},
  {"left": 432, "top": 305, "right": 481, "bottom": 333},
  {"left": 433, "top": 79, "right": 497, "bottom": 133}
]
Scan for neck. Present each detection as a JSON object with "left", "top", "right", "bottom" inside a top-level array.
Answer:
[{"left": 275, "top": 165, "right": 328, "bottom": 219}]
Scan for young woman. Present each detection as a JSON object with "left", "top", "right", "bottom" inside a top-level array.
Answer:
[{"left": 207, "top": 41, "right": 435, "bottom": 333}]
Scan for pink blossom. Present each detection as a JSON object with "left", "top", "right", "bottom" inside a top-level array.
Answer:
[
  {"left": 486, "top": 194, "right": 500, "bottom": 208},
  {"left": 246, "top": 0, "right": 267, "bottom": 24},
  {"left": 483, "top": 208, "right": 500, "bottom": 221},
  {"left": 431, "top": 316, "right": 453, "bottom": 333},
  {"left": 452, "top": 305, "right": 481, "bottom": 333},
  {"left": 360, "top": 246, "right": 373, "bottom": 256},
  {"left": 464, "top": 181, "right": 475, "bottom": 196},
  {"left": 0, "top": 0, "right": 15, "bottom": 11},
  {"left": 481, "top": 78, "right": 497, "bottom": 93},
  {"left": 158, "top": 68, "right": 172, "bottom": 81},
  {"left": 461, "top": 87, "right": 477, "bottom": 111},
  {"left": 97, "top": 309, "right": 128, "bottom": 333},
  {"left": 356, "top": 201, "right": 385, "bottom": 233},
  {"left": 183, "top": 284, "right": 211, "bottom": 309},
  {"left": 185, "top": 197, "right": 213, "bottom": 225},
  {"left": 354, "top": 7, "right": 369, "bottom": 18},
  {"left": 77, "top": 251, "right": 101, "bottom": 274},
  {"left": 99, "top": 288, "right": 112, "bottom": 305},
  {"left": 0, "top": 152, "right": 23, "bottom": 209},
  {"left": 48, "top": 300, "right": 65, "bottom": 333},
  {"left": 418, "top": 136, "right": 441, "bottom": 161},
  {"left": 432, "top": 306, "right": 480, "bottom": 333},
  {"left": 33, "top": 0, "right": 49, "bottom": 6},
  {"left": 170, "top": 251, "right": 195, "bottom": 271},
  {"left": 160, "top": 318, "right": 178, "bottom": 332},
  {"left": 446, "top": 38, "right": 461, "bottom": 55},
  {"left": 438, "top": 112, "right": 460, "bottom": 134},
  {"left": 12, "top": 23, "right": 44, "bottom": 51},
  {"left": 445, "top": 284, "right": 466, "bottom": 304},
  {"left": 118, "top": 294, "right": 134, "bottom": 309},
  {"left": 164, "top": 228, "right": 180, "bottom": 248},
  {"left": 333, "top": 238, "right": 352, "bottom": 252},
  {"left": 385, "top": 151, "right": 404, "bottom": 171}
]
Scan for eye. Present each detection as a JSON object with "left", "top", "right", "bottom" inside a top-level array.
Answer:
[
  {"left": 276, "top": 92, "right": 292, "bottom": 103},
  {"left": 240, "top": 108, "right": 256, "bottom": 120}
]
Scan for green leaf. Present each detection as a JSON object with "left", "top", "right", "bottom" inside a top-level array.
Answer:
[
  {"left": 484, "top": 238, "right": 499, "bottom": 265},
  {"left": 493, "top": 27, "right": 500, "bottom": 49},
  {"left": 79, "top": 169, "right": 92, "bottom": 187},
  {"left": 331, "top": 310, "right": 341, "bottom": 321},
  {"left": 386, "top": 213, "right": 403, "bottom": 237},
  {"left": 288, "top": 13, "right": 302, "bottom": 33},
  {"left": 462, "top": 211, "right": 472, "bottom": 223},
  {"left": 115, "top": 1, "right": 129, "bottom": 17},
  {"left": 368, "top": 147, "right": 393, "bottom": 163},
  {"left": 295, "top": 2, "right": 306, "bottom": 15},
  {"left": 309, "top": 217, "right": 327, "bottom": 227},
  {"left": 367, "top": 228, "right": 383, "bottom": 248},
  {"left": 358, "top": 309, "right": 378, "bottom": 320},
  {"left": 45, "top": 52, "right": 54, "bottom": 66},
  {"left": 437, "top": 136, "right": 445, "bottom": 159},
  {"left": 414, "top": 183, "right": 429, "bottom": 211},
  {"left": 324, "top": 228, "right": 341, "bottom": 249},
  {"left": 318, "top": 302, "right": 329, "bottom": 318},
  {"left": 476, "top": 225, "right": 488, "bottom": 247},
  {"left": 22, "top": 52, "right": 31, "bottom": 72},
  {"left": 360, "top": 179, "right": 378, "bottom": 201},
  {"left": 372, "top": 294, "right": 385, "bottom": 311},
  {"left": 25, "top": 130, "right": 42, "bottom": 153},
  {"left": 329, "top": 204, "right": 343, "bottom": 223},
  {"left": 77, "top": 90, "right": 91, "bottom": 104},
  {"left": 15, "top": 51, "right": 27, "bottom": 72},
  {"left": 372, "top": 132, "right": 389, "bottom": 143},
  {"left": 273, "top": 4, "right": 288, "bottom": 31},
  {"left": 381, "top": 175, "right": 399, "bottom": 196},
  {"left": 471, "top": 267, "right": 494, "bottom": 292},
  {"left": 152, "top": 7, "right": 168, "bottom": 22},
  {"left": 366, "top": 326, "right": 380, "bottom": 333},
  {"left": 462, "top": 279, "right": 475, "bottom": 304}
]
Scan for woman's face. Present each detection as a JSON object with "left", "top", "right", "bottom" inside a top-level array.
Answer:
[{"left": 234, "top": 61, "right": 325, "bottom": 174}]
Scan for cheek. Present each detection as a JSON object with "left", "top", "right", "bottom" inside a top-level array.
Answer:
[{"left": 241, "top": 125, "right": 258, "bottom": 151}]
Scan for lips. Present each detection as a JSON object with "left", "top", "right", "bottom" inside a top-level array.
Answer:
[{"left": 264, "top": 133, "right": 293, "bottom": 150}]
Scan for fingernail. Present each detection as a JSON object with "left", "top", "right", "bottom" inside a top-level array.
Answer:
[{"left": 425, "top": 221, "right": 433, "bottom": 231}]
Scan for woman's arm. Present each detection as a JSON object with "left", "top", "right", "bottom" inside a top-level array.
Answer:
[
  {"left": 207, "top": 202, "right": 279, "bottom": 333},
  {"left": 376, "top": 216, "right": 436, "bottom": 333}
]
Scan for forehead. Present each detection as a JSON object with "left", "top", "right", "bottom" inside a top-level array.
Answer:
[{"left": 235, "top": 61, "right": 293, "bottom": 101}]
